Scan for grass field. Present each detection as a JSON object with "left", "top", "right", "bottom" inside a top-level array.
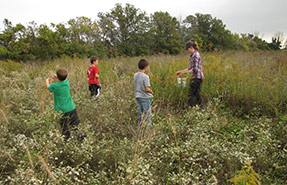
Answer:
[{"left": 0, "top": 51, "right": 287, "bottom": 184}]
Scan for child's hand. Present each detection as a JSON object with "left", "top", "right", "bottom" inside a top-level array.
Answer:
[
  {"left": 46, "top": 77, "right": 51, "bottom": 89},
  {"left": 51, "top": 73, "right": 57, "bottom": 79},
  {"left": 176, "top": 71, "right": 181, "bottom": 76}
]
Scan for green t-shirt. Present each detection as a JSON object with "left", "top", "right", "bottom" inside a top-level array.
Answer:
[{"left": 48, "top": 80, "right": 76, "bottom": 113}]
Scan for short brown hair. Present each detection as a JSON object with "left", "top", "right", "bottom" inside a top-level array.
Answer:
[
  {"left": 138, "top": 59, "right": 149, "bottom": 70},
  {"left": 56, "top": 68, "right": 68, "bottom": 81},
  {"left": 90, "top": 56, "right": 98, "bottom": 64}
]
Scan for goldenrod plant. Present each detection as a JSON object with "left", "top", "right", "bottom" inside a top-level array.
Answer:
[{"left": 228, "top": 162, "right": 260, "bottom": 185}]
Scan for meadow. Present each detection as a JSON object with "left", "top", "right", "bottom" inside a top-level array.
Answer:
[{"left": 0, "top": 51, "right": 286, "bottom": 184}]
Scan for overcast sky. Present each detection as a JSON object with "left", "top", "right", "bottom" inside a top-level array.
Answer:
[{"left": 1, "top": 0, "right": 286, "bottom": 42}]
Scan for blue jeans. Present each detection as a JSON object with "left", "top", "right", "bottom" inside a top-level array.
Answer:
[{"left": 136, "top": 98, "right": 152, "bottom": 124}]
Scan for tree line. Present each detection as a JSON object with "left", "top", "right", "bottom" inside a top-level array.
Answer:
[{"left": 0, "top": 3, "right": 285, "bottom": 62}]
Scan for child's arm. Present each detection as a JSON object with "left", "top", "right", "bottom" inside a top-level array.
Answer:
[
  {"left": 146, "top": 86, "right": 153, "bottom": 95},
  {"left": 46, "top": 78, "right": 51, "bottom": 89},
  {"left": 46, "top": 74, "right": 56, "bottom": 89},
  {"left": 95, "top": 73, "right": 99, "bottom": 78}
]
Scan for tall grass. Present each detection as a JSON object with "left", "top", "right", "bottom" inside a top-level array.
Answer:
[
  {"left": 0, "top": 51, "right": 286, "bottom": 184},
  {"left": 146, "top": 51, "right": 287, "bottom": 115},
  {"left": 201, "top": 51, "right": 287, "bottom": 116},
  {"left": 2, "top": 51, "right": 285, "bottom": 115}
]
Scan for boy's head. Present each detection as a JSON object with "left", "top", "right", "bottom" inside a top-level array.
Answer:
[
  {"left": 138, "top": 59, "right": 149, "bottom": 70},
  {"left": 90, "top": 56, "right": 98, "bottom": 65},
  {"left": 56, "top": 68, "right": 68, "bottom": 81}
]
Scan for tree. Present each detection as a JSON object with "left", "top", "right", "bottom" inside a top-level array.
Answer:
[
  {"left": 246, "top": 34, "right": 269, "bottom": 50},
  {"left": 98, "top": 3, "right": 150, "bottom": 56},
  {"left": 284, "top": 39, "right": 287, "bottom": 49},
  {"left": 182, "top": 13, "right": 235, "bottom": 51},
  {"left": 182, "top": 14, "right": 210, "bottom": 51},
  {"left": 1, "top": 5, "right": 286, "bottom": 62},
  {"left": 66, "top": 16, "right": 106, "bottom": 58},
  {"left": 209, "top": 18, "right": 235, "bottom": 50},
  {"left": 150, "top": 12, "right": 182, "bottom": 54},
  {"left": 268, "top": 32, "right": 283, "bottom": 50},
  {"left": 0, "top": 19, "right": 30, "bottom": 61}
]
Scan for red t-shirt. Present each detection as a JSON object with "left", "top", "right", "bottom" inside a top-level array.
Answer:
[{"left": 87, "top": 65, "right": 99, "bottom": 84}]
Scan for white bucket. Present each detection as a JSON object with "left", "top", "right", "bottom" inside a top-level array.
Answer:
[
  {"left": 182, "top": 78, "right": 187, "bottom": 87},
  {"left": 177, "top": 78, "right": 182, "bottom": 87}
]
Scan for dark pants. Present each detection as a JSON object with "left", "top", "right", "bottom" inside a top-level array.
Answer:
[
  {"left": 60, "top": 108, "right": 80, "bottom": 140},
  {"left": 89, "top": 84, "right": 100, "bottom": 97},
  {"left": 189, "top": 78, "right": 202, "bottom": 107}
]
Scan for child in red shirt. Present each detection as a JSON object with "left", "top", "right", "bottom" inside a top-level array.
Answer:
[{"left": 87, "top": 56, "right": 100, "bottom": 100}]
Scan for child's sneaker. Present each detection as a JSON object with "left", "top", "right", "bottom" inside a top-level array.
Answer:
[
  {"left": 78, "top": 133, "right": 87, "bottom": 141},
  {"left": 96, "top": 84, "right": 101, "bottom": 97},
  {"left": 90, "top": 96, "right": 96, "bottom": 101}
]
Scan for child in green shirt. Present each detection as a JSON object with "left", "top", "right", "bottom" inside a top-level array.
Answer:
[{"left": 46, "top": 68, "right": 81, "bottom": 140}]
